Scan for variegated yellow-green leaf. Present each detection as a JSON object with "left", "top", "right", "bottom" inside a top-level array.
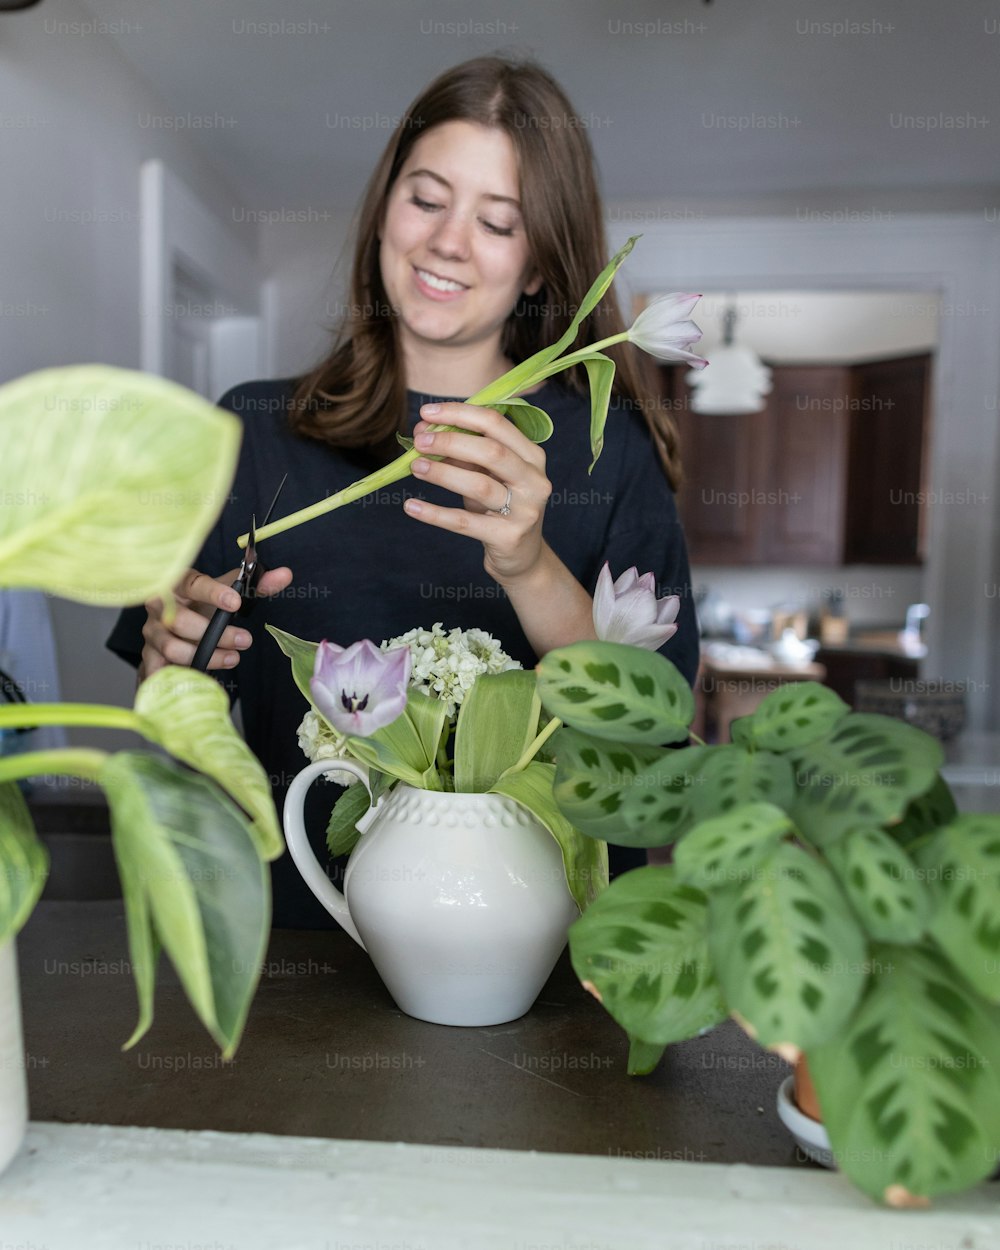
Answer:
[
  {"left": 0, "top": 781, "right": 48, "bottom": 944},
  {"left": 673, "top": 801, "right": 793, "bottom": 890},
  {"left": 537, "top": 641, "right": 694, "bottom": 745},
  {"left": 708, "top": 841, "right": 867, "bottom": 1051},
  {"left": 826, "top": 825, "right": 931, "bottom": 944},
  {"left": 0, "top": 365, "right": 241, "bottom": 605},
  {"left": 102, "top": 753, "right": 269, "bottom": 1057},
  {"left": 790, "top": 714, "right": 943, "bottom": 847},
  {"left": 747, "top": 681, "right": 849, "bottom": 753},
  {"left": 134, "top": 667, "right": 282, "bottom": 861},
  {"left": 808, "top": 943, "right": 1000, "bottom": 1205},
  {"left": 918, "top": 813, "right": 1000, "bottom": 1002},
  {"left": 568, "top": 865, "right": 726, "bottom": 1047},
  {"left": 551, "top": 727, "right": 705, "bottom": 846},
  {"left": 490, "top": 760, "right": 608, "bottom": 912}
]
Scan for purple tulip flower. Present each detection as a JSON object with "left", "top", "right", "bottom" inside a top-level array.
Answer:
[
  {"left": 592, "top": 562, "right": 681, "bottom": 651},
  {"left": 310, "top": 639, "right": 411, "bottom": 736}
]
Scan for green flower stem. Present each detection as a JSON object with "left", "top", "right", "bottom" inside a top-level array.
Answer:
[
  {"left": 0, "top": 703, "right": 141, "bottom": 733},
  {"left": 508, "top": 716, "right": 562, "bottom": 776},
  {"left": 0, "top": 747, "right": 109, "bottom": 785},
  {"left": 241, "top": 332, "right": 633, "bottom": 549},
  {"left": 688, "top": 731, "right": 707, "bottom": 747}
]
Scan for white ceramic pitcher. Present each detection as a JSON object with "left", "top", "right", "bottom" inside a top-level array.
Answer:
[
  {"left": 283, "top": 760, "right": 579, "bottom": 1026},
  {"left": 0, "top": 940, "right": 27, "bottom": 1177}
]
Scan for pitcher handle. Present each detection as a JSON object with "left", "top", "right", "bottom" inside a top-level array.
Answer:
[{"left": 283, "top": 759, "right": 374, "bottom": 948}]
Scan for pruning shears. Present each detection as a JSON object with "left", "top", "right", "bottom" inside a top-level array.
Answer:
[{"left": 190, "top": 475, "right": 287, "bottom": 672}]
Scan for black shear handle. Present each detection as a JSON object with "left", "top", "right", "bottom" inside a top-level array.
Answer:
[{"left": 190, "top": 571, "right": 248, "bottom": 672}]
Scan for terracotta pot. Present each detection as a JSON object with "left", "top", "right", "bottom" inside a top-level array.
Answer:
[{"left": 793, "top": 1054, "right": 823, "bottom": 1122}]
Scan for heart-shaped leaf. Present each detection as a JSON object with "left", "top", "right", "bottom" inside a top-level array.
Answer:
[
  {"left": 568, "top": 865, "right": 726, "bottom": 1045},
  {"left": 134, "top": 667, "right": 283, "bottom": 861},
  {"left": 708, "top": 841, "right": 867, "bottom": 1051},
  {"left": 826, "top": 825, "right": 931, "bottom": 944},
  {"left": 0, "top": 365, "right": 240, "bottom": 605},
  {"left": 747, "top": 681, "right": 849, "bottom": 752},
  {"left": 808, "top": 943, "right": 1000, "bottom": 1205},
  {"left": 919, "top": 814, "right": 1000, "bottom": 1003},
  {"left": 537, "top": 641, "right": 694, "bottom": 745},
  {"left": 790, "top": 714, "right": 943, "bottom": 847},
  {"left": 102, "top": 753, "right": 269, "bottom": 1056},
  {"left": 0, "top": 781, "right": 48, "bottom": 944},
  {"left": 674, "top": 801, "right": 793, "bottom": 890}
]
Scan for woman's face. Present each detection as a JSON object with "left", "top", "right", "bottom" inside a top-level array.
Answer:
[{"left": 378, "top": 120, "right": 541, "bottom": 362}]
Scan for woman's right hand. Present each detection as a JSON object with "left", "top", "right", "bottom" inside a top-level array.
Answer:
[{"left": 139, "top": 565, "right": 294, "bottom": 678}]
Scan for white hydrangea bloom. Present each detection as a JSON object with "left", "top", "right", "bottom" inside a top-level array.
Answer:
[
  {"left": 379, "top": 622, "right": 521, "bottom": 719},
  {"left": 295, "top": 709, "right": 363, "bottom": 787}
]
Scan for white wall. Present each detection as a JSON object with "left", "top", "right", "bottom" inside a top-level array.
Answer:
[{"left": 1, "top": 0, "right": 257, "bottom": 754}]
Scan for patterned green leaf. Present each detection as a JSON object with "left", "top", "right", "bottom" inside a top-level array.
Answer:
[
  {"left": 890, "top": 773, "right": 958, "bottom": 850},
  {"left": 827, "top": 826, "right": 931, "bottom": 944},
  {"left": 102, "top": 753, "right": 269, "bottom": 1056},
  {"left": 490, "top": 761, "right": 608, "bottom": 911},
  {"left": 0, "top": 365, "right": 240, "bottom": 605},
  {"left": 708, "top": 841, "right": 867, "bottom": 1050},
  {"left": 551, "top": 727, "right": 705, "bottom": 846},
  {"left": 537, "top": 641, "right": 694, "bottom": 745},
  {"left": 134, "top": 667, "right": 282, "bottom": 860},
  {"left": 790, "top": 714, "right": 943, "bottom": 847},
  {"left": 0, "top": 781, "right": 48, "bottom": 943},
  {"left": 808, "top": 943, "right": 1000, "bottom": 1205},
  {"left": 674, "top": 801, "right": 793, "bottom": 889},
  {"left": 919, "top": 814, "right": 1000, "bottom": 1002},
  {"left": 568, "top": 865, "right": 726, "bottom": 1045},
  {"left": 688, "top": 746, "right": 795, "bottom": 822},
  {"left": 748, "top": 681, "right": 849, "bottom": 752}
]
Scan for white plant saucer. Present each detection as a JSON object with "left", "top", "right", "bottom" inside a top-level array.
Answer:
[{"left": 776, "top": 1075, "right": 834, "bottom": 1169}]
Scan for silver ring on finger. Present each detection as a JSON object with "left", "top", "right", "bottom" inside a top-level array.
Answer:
[{"left": 488, "top": 484, "right": 513, "bottom": 518}]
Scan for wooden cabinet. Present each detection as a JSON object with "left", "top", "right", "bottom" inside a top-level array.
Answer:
[{"left": 663, "top": 354, "right": 930, "bottom": 566}]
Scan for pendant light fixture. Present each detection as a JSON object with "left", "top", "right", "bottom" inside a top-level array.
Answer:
[{"left": 685, "top": 302, "right": 773, "bottom": 414}]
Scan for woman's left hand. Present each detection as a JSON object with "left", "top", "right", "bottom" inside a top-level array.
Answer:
[{"left": 403, "top": 402, "right": 552, "bottom": 584}]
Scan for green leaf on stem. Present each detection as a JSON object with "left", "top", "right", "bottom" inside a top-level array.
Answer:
[
  {"left": 0, "top": 781, "right": 49, "bottom": 945},
  {"left": 790, "top": 714, "right": 944, "bottom": 847},
  {"left": 488, "top": 400, "right": 554, "bottom": 444},
  {"left": 537, "top": 641, "right": 694, "bottom": 745},
  {"left": 102, "top": 753, "right": 269, "bottom": 1057},
  {"left": 454, "top": 670, "right": 540, "bottom": 793},
  {"left": 826, "top": 825, "right": 931, "bottom": 944},
  {"left": 581, "top": 353, "right": 616, "bottom": 474},
  {"left": 568, "top": 865, "right": 726, "bottom": 1046},
  {"left": 326, "top": 782, "right": 373, "bottom": 858},
  {"left": 627, "top": 1034, "right": 668, "bottom": 1076},
  {"left": 0, "top": 365, "right": 240, "bottom": 605},
  {"left": 708, "top": 841, "right": 866, "bottom": 1052},
  {"left": 266, "top": 625, "right": 318, "bottom": 708},
  {"left": 746, "top": 681, "right": 849, "bottom": 753},
  {"left": 918, "top": 813, "right": 1000, "bottom": 1002},
  {"left": 134, "top": 666, "right": 283, "bottom": 861},
  {"left": 687, "top": 746, "right": 795, "bottom": 823},
  {"left": 489, "top": 760, "right": 608, "bottom": 912},
  {"left": 808, "top": 943, "right": 1000, "bottom": 1205},
  {"left": 673, "top": 801, "right": 793, "bottom": 890}
]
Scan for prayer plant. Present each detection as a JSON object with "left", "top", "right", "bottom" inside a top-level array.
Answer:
[
  {"left": 535, "top": 641, "right": 1000, "bottom": 1208},
  {"left": 0, "top": 366, "right": 282, "bottom": 1057}
]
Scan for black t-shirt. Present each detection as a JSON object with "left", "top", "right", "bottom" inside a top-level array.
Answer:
[{"left": 107, "top": 377, "right": 700, "bottom": 926}]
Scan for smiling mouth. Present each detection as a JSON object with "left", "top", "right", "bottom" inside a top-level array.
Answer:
[{"left": 414, "top": 267, "right": 468, "bottom": 293}]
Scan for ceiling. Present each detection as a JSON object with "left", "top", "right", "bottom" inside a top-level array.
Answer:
[{"left": 71, "top": 0, "right": 1000, "bottom": 212}]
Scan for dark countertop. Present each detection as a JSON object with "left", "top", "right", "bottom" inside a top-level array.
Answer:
[{"left": 17, "top": 900, "right": 802, "bottom": 1167}]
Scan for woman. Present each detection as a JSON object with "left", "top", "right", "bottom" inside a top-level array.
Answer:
[{"left": 107, "top": 55, "right": 699, "bottom": 925}]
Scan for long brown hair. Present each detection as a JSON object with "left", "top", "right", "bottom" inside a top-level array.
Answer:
[{"left": 290, "top": 56, "right": 682, "bottom": 489}]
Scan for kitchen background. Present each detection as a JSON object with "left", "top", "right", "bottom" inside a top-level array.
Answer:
[{"left": 1, "top": 0, "right": 998, "bottom": 769}]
